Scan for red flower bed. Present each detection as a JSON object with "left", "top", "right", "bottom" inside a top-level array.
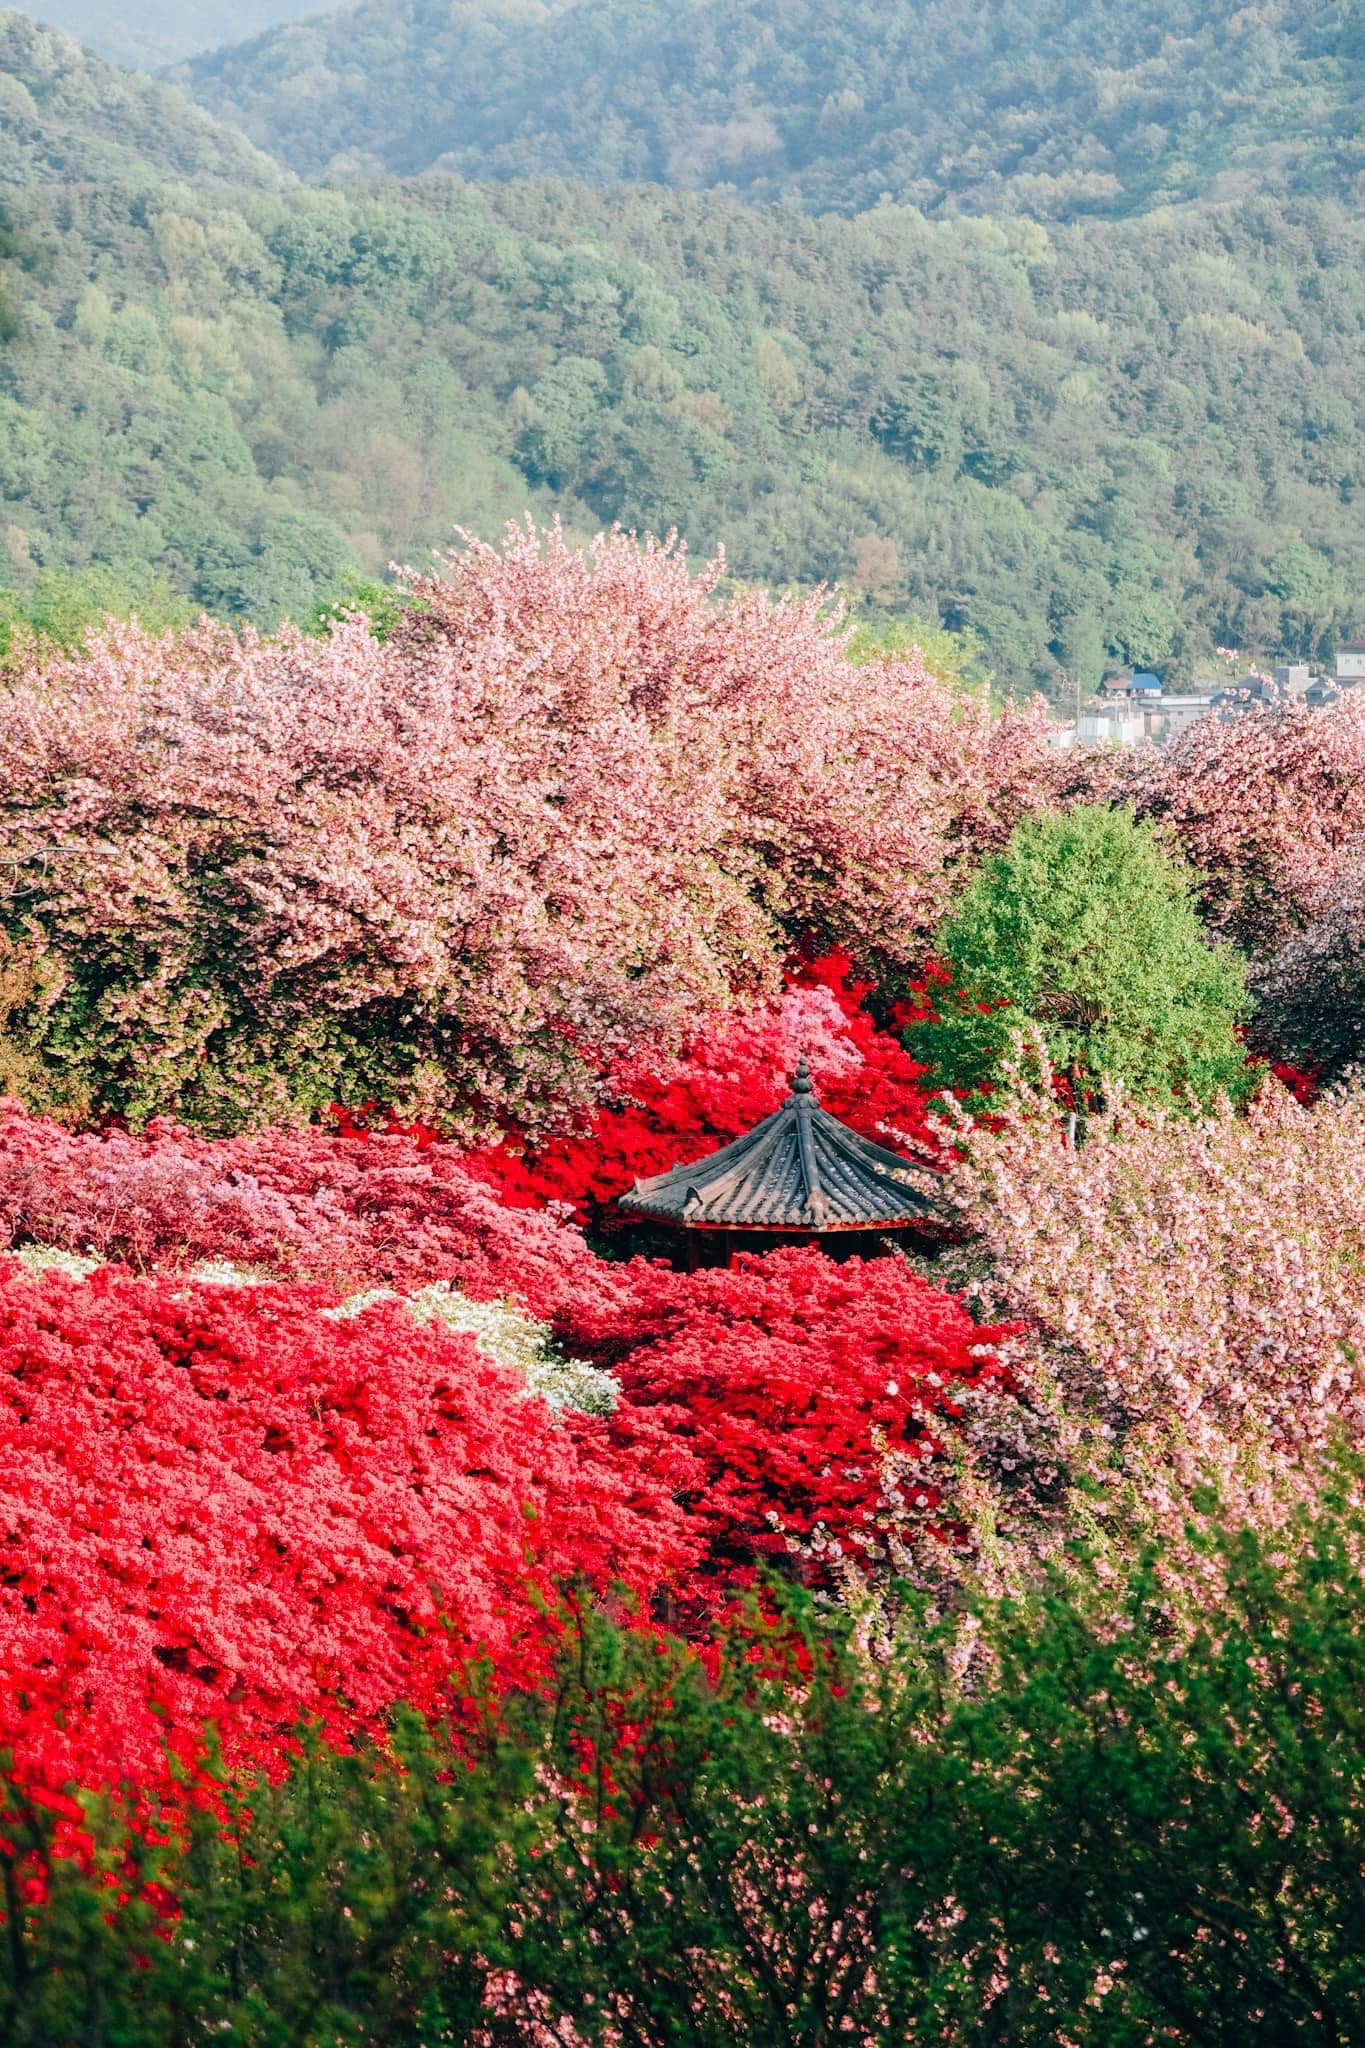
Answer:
[
  {"left": 0, "top": 1264, "right": 696, "bottom": 1799},
  {"left": 594, "top": 1247, "right": 1012, "bottom": 1577}
]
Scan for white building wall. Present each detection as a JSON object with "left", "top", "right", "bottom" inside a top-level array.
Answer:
[{"left": 1078, "top": 710, "right": 1145, "bottom": 748}]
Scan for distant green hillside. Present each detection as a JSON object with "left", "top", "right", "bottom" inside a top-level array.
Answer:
[
  {"left": 0, "top": 166, "right": 1359, "bottom": 684},
  {"left": 8, "top": 0, "right": 321, "bottom": 70},
  {"left": 0, "top": 12, "right": 284, "bottom": 186},
  {"left": 185, "top": 0, "right": 1364, "bottom": 216}
]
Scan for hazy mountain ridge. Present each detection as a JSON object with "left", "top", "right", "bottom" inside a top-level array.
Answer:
[
  {"left": 0, "top": 7, "right": 1358, "bottom": 684},
  {"left": 6, "top": 0, "right": 324, "bottom": 69},
  {"left": 0, "top": 12, "right": 286, "bottom": 186},
  {"left": 183, "top": 0, "right": 1364, "bottom": 217}
]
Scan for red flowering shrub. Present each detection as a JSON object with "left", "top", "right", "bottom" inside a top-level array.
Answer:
[
  {"left": 590, "top": 1248, "right": 1013, "bottom": 1581},
  {"left": 0, "top": 1263, "right": 696, "bottom": 1800},
  {"left": 0, "top": 941, "right": 1013, "bottom": 1809}
]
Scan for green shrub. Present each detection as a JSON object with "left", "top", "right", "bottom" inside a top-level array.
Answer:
[
  {"left": 6, "top": 1479, "right": 1365, "bottom": 2044},
  {"left": 908, "top": 804, "right": 1253, "bottom": 1112}
]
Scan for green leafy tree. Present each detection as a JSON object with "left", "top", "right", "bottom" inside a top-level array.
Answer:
[
  {"left": 0, "top": 566, "right": 192, "bottom": 668},
  {"left": 1053, "top": 606, "right": 1106, "bottom": 696},
  {"left": 846, "top": 609, "right": 992, "bottom": 694},
  {"left": 907, "top": 804, "right": 1252, "bottom": 1110},
  {"left": 303, "top": 573, "right": 406, "bottom": 641}
]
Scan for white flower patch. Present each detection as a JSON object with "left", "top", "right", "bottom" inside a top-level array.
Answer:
[
  {"left": 185, "top": 1260, "right": 279, "bottom": 1288},
  {"left": 408, "top": 1283, "right": 619, "bottom": 1417},
  {"left": 328, "top": 1281, "right": 619, "bottom": 1416},
  {"left": 9, "top": 1243, "right": 103, "bottom": 1280},
  {"left": 324, "top": 1286, "right": 403, "bottom": 1320}
]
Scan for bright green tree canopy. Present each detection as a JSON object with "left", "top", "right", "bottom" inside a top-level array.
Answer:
[{"left": 908, "top": 804, "right": 1252, "bottom": 1111}]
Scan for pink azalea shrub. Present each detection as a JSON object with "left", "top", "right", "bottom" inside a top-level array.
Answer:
[
  {"left": 0, "top": 524, "right": 1052, "bottom": 1137},
  {"left": 0, "top": 1097, "right": 617, "bottom": 1325},
  {"left": 938, "top": 1054, "right": 1365, "bottom": 1540}
]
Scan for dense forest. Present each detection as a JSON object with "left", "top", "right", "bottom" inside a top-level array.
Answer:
[
  {"left": 184, "top": 0, "right": 1365, "bottom": 217},
  {"left": 0, "top": 10, "right": 1359, "bottom": 689},
  {"left": 0, "top": 15, "right": 282, "bottom": 187}
]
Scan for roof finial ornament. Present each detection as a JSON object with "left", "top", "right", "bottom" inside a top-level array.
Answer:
[{"left": 791, "top": 1055, "right": 815, "bottom": 1096}]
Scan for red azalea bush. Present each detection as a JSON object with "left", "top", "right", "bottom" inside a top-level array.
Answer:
[
  {"left": 0, "top": 856, "right": 1005, "bottom": 1814},
  {"left": 0, "top": 1061, "right": 1016, "bottom": 1803},
  {"left": 0, "top": 1261, "right": 696, "bottom": 1800},
  {"left": 588, "top": 1248, "right": 1013, "bottom": 1581},
  {"left": 0, "top": 1198, "right": 1012, "bottom": 1808}
]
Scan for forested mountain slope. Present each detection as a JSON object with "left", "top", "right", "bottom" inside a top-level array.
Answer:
[
  {"left": 0, "top": 13, "right": 284, "bottom": 187},
  {"left": 185, "top": 0, "right": 1364, "bottom": 217},
  {"left": 0, "top": 154, "right": 1359, "bottom": 681},
  {"left": 9, "top": 0, "right": 322, "bottom": 69}
]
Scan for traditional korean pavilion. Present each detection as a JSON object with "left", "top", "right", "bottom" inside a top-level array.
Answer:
[{"left": 619, "top": 1057, "right": 944, "bottom": 1265}]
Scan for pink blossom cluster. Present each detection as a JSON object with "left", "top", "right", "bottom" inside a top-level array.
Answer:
[
  {"left": 1137, "top": 694, "right": 1365, "bottom": 952},
  {"left": 0, "top": 523, "right": 1053, "bottom": 1136},
  {"left": 938, "top": 1054, "right": 1365, "bottom": 1536},
  {"left": 0, "top": 1096, "right": 617, "bottom": 1325}
]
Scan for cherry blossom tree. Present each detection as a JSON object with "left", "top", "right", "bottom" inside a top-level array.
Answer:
[
  {"left": 1137, "top": 695, "right": 1365, "bottom": 954},
  {"left": 0, "top": 525, "right": 1053, "bottom": 1137}
]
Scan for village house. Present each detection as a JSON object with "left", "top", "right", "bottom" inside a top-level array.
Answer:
[
  {"left": 1337, "top": 641, "right": 1365, "bottom": 685},
  {"left": 1050, "top": 643, "right": 1360, "bottom": 750}
]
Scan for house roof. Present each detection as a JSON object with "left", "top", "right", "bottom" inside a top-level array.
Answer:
[{"left": 619, "top": 1059, "right": 943, "bottom": 1233}]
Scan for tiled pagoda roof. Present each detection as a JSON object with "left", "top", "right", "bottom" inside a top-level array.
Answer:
[{"left": 619, "top": 1058, "right": 941, "bottom": 1233}]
